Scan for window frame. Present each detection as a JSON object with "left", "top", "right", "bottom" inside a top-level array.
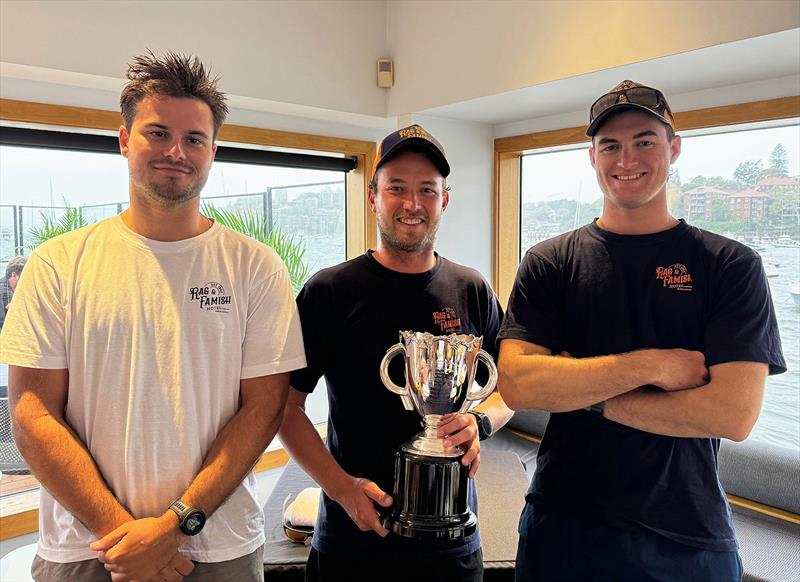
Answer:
[
  {"left": 0, "top": 98, "right": 377, "bottom": 259},
  {"left": 0, "top": 98, "right": 377, "bottom": 540},
  {"left": 493, "top": 96, "right": 800, "bottom": 306},
  {"left": 492, "top": 95, "right": 800, "bottom": 525}
]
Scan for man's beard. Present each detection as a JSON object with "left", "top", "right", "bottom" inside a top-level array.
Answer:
[
  {"left": 376, "top": 214, "right": 440, "bottom": 253},
  {"left": 133, "top": 162, "right": 209, "bottom": 207},
  {"left": 142, "top": 179, "right": 203, "bottom": 207}
]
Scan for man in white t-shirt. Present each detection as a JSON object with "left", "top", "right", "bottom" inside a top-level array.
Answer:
[{"left": 0, "top": 52, "right": 306, "bottom": 582}]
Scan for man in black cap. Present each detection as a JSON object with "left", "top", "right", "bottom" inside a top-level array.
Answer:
[
  {"left": 279, "top": 124, "right": 513, "bottom": 581},
  {"left": 498, "top": 81, "right": 785, "bottom": 580}
]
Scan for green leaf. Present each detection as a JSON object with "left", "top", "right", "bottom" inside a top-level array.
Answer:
[
  {"left": 202, "top": 204, "right": 311, "bottom": 295},
  {"left": 27, "top": 206, "right": 89, "bottom": 248}
]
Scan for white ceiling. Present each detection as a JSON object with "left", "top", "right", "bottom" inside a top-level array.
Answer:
[{"left": 419, "top": 29, "right": 800, "bottom": 125}]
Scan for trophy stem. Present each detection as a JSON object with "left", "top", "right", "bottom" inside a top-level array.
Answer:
[{"left": 423, "top": 414, "right": 442, "bottom": 439}]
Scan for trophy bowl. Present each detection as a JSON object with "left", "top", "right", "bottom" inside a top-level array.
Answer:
[{"left": 379, "top": 331, "right": 498, "bottom": 539}]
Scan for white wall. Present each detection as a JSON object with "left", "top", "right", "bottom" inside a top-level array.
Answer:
[
  {"left": 385, "top": 0, "right": 800, "bottom": 116},
  {"left": 405, "top": 115, "right": 495, "bottom": 282},
  {"left": 0, "top": 0, "right": 388, "bottom": 117}
]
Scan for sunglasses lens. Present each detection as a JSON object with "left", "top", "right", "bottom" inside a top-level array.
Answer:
[
  {"left": 591, "top": 87, "right": 663, "bottom": 120},
  {"left": 626, "top": 87, "right": 661, "bottom": 107},
  {"left": 591, "top": 94, "right": 619, "bottom": 119}
]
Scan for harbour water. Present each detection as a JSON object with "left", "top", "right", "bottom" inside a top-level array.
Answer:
[{"left": 749, "top": 245, "right": 800, "bottom": 452}]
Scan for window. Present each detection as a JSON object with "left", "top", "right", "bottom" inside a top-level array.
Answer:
[
  {"left": 517, "top": 123, "right": 800, "bottom": 451},
  {"left": 0, "top": 99, "right": 376, "bottom": 536}
]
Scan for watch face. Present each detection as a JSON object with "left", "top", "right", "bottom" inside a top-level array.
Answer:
[
  {"left": 481, "top": 415, "right": 493, "bottom": 436},
  {"left": 184, "top": 512, "right": 205, "bottom": 534}
]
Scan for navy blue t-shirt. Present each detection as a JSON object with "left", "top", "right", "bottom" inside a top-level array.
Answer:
[
  {"left": 291, "top": 251, "right": 503, "bottom": 559},
  {"left": 498, "top": 219, "right": 785, "bottom": 551}
]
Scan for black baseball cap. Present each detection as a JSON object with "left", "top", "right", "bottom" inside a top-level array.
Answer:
[
  {"left": 372, "top": 124, "right": 450, "bottom": 179},
  {"left": 587, "top": 80, "right": 675, "bottom": 137}
]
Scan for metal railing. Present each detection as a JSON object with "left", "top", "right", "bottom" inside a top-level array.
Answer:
[{"left": 0, "top": 180, "right": 344, "bottom": 262}]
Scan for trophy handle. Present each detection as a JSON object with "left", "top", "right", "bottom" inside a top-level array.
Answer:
[
  {"left": 466, "top": 349, "right": 498, "bottom": 402},
  {"left": 380, "top": 343, "right": 414, "bottom": 411}
]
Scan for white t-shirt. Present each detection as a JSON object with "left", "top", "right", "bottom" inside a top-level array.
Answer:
[{"left": 0, "top": 215, "right": 306, "bottom": 563}]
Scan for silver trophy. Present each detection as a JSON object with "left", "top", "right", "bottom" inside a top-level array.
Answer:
[{"left": 379, "top": 331, "right": 498, "bottom": 539}]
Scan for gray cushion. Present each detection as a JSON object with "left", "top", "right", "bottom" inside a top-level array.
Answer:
[
  {"left": 504, "top": 409, "right": 549, "bottom": 438},
  {"left": 720, "top": 440, "right": 800, "bottom": 515},
  {"left": 482, "top": 428, "right": 539, "bottom": 479}
]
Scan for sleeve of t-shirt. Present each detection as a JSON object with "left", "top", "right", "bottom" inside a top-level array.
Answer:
[
  {"left": 240, "top": 260, "right": 307, "bottom": 379},
  {"left": 497, "top": 249, "right": 564, "bottom": 354},
  {"left": 704, "top": 255, "right": 786, "bottom": 375},
  {"left": 289, "top": 278, "right": 328, "bottom": 394},
  {"left": 0, "top": 251, "right": 68, "bottom": 369}
]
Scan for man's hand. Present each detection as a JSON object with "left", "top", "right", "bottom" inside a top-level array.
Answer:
[
  {"left": 331, "top": 476, "right": 393, "bottom": 537},
  {"left": 647, "top": 348, "right": 709, "bottom": 391},
  {"left": 145, "top": 553, "right": 194, "bottom": 582},
  {"left": 90, "top": 513, "right": 187, "bottom": 581},
  {"left": 437, "top": 413, "right": 481, "bottom": 478}
]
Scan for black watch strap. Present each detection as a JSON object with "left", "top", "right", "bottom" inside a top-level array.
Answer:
[
  {"left": 586, "top": 401, "right": 606, "bottom": 417},
  {"left": 469, "top": 410, "right": 493, "bottom": 441}
]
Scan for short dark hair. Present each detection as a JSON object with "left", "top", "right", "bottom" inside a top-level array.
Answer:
[
  {"left": 120, "top": 51, "right": 228, "bottom": 137},
  {"left": 5, "top": 255, "right": 27, "bottom": 281}
]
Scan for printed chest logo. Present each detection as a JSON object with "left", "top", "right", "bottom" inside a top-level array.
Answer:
[
  {"left": 655, "top": 263, "right": 693, "bottom": 292},
  {"left": 190, "top": 281, "right": 232, "bottom": 313},
  {"left": 432, "top": 307, "right": 462, "bottom": 333}
]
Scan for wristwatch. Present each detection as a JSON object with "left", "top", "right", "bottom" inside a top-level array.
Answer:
[
  {"left": 468, "top": 410, "right": 493, "bottom": 441},
  {"left": 586, "top": 401, "right": 606, "bottom": 417},
  {"left": 169, "top": 500, "right": 206, "bottom": 536}
]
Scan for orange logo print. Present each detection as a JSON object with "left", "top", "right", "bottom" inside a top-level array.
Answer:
[
  {"left": 655, "top": 264, "right": 693, "bottom": 292},
  {"left": 432, "top": 307, "right": 462, "bottom": 332}
]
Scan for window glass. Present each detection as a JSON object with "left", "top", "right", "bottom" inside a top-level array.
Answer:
[
  {"left": 520, "top": 123, "right": 800, "bottom": 451},
  {"left": 0, "top": 144, "right": 344, "bottom": 493}
]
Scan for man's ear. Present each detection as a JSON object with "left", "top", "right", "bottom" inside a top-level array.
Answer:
[
  {"left": 368, "top": 187, "right": 377, "bottom": 213},
  {"left": 670, "top": 135, "right": 682, "bottom": 164},
  {"left": 119, "top": 125, "right": 130, "bottom": 158},
  {"left": 588, "top": 146, "right": 596, "bottom": 168}
]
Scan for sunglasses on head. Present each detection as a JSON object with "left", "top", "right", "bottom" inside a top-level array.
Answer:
[{"left": 590, "top": 86, "right": 668, "bottom": 122}]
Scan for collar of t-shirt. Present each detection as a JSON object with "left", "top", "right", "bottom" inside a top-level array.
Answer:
[
  {"left": 588, "top": 218, "right": 689, "bottom": 247},
  {"left": 364, "top": 249, "right": 442, "bottom": 286}
]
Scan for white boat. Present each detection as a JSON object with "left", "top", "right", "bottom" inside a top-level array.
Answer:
[{"left": 773, "top": 235, "right": 800, "bottom": 248}]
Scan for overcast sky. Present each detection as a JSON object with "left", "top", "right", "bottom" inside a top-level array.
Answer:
[
  {"left": 522, "top": 123, "right": 800, "bottom": 205},
  {"left": 1, "top": 123, "right": 797, "bottom": 209}
]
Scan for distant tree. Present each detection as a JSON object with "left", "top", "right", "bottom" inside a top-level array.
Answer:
[
  {"left": 765, "top": 144, "right": 790, "bottom": 177},
  {"left": 709, "top": 199, "right": 732, "bottom": 222},
  {"left": 683, "top": 175, "right": 739, "bottom": 192},
  {"left": 733, "top": 160, "right": 763, "bottom": 187},
  {"left": 668, "top": 167, "right": 681, "bottom": 186}
]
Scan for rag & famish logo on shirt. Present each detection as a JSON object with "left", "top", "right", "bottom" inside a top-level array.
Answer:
[
  {"left": 655, "top": 264, "right": 693, "bottom": 292},
  {"left": 432, "top": 307, "right": 462, "bottom": 332},
  {"left": 190, "top": 281, "right": 232, "bottom": 313}
]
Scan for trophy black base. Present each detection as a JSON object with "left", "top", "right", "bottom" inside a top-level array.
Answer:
[{"left": 382, "top": 450, "right": 477, "bottom": 540}]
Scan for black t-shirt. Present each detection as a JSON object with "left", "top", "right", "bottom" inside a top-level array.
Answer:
[
  {"left": 498, "top": 219, "right": 785, "bottom": 551},
  {"left": 291, "top": 251, "right": 503, "bottom": 559}
]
